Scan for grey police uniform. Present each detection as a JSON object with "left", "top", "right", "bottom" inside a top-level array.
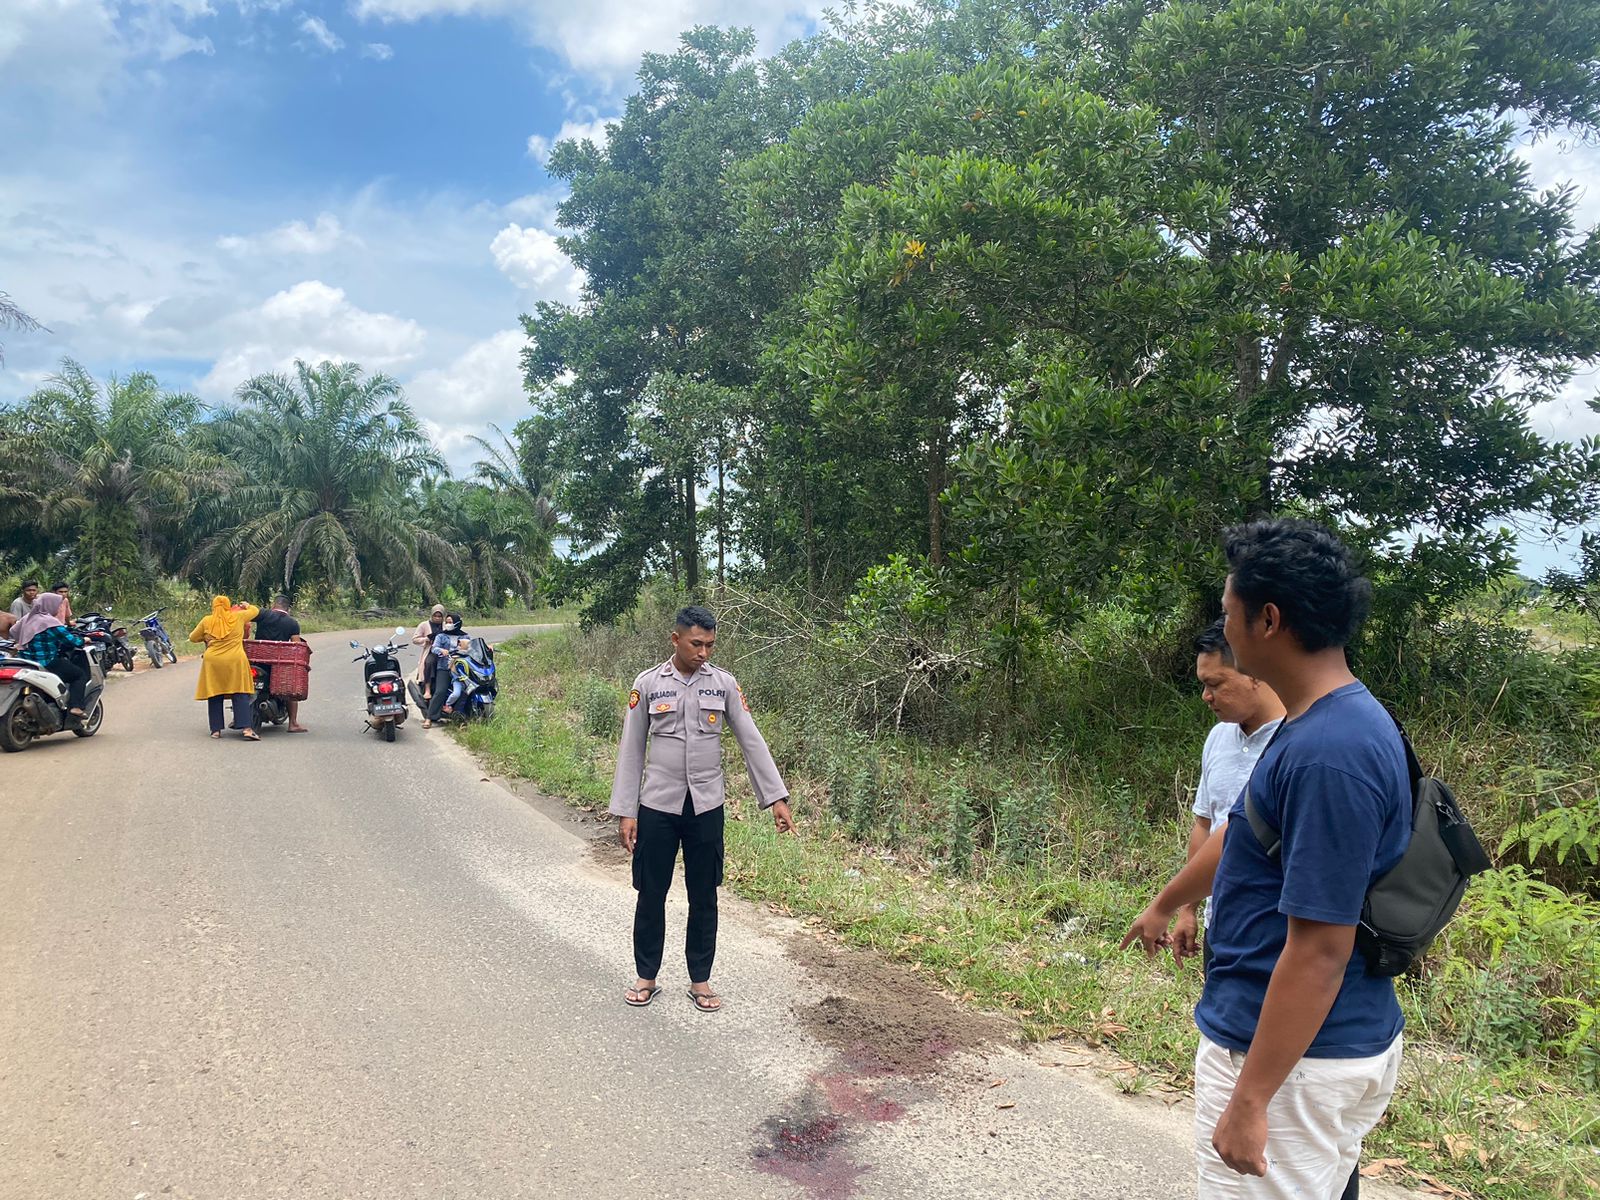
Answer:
[
  {"left": 611, "top": 657, "right": 787, "bottom": 988},
  {"left": 609, "top": 659, "right": 788, "bottom": 818}
]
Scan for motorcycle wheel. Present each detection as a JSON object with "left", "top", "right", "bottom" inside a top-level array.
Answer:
[
  {"left": 382, "top": 719, "right": 396, "bottom": 743},
  {"left": 72, "top": 700, "right": 104, "bottom": 738},
  {"left": 478, "top": 701, "right": 494, "bottom": 722},
  {"left": 165, "top": 643, "right": 177, "bottom": 664},
  {"left": 121, "top": 648, "right": 136, "bottom": 672},
  {"left": 147, "top": 644, "right": 164, "bottom": 668},
  {"left": 0, "top": 704, "right": 35, "bottom": 752}
]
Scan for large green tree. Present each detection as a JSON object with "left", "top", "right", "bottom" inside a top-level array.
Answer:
[
  {"left": 771, "top": 0, "right": 1600, "bottom": 625},
  {"left": 191, "top": 360, "right": 452, "bottom": 600},
  {"left": 0, "top": 360, "right": 220, "bottom": 599}
]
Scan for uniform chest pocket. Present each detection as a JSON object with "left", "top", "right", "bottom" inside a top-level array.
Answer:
[
  {"left": 648, "top": 695, "right": 682, "bottom": 732},
  {"left": 697, "top": 696, "right": 727, "bottom": 734}
]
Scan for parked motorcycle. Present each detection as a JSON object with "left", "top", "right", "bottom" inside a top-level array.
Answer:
[
  {"left": 351, "top": 627, "right": 410, "bottom": 742},
  {"left": 74, "top": 611, "right": 137, "bottom": 673},
  {"left": 0, "top": 642, "right": 106, "bottom": 752},
  {"left": 436, "top": 637, "right": 498, "bottom": 723},
  {"left": 138, "top": 608, "right": 179, "bottom": 668}
]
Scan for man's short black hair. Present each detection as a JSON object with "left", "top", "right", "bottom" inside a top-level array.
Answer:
[
  {"left": 272, "top": 593, "right": 291, "bottom": 607},
  {"left": 1193, "top": 617, "right": 1237, "bottom": 668},
  {"left": 20, "top": 579, "right": 38, "bottom": 590},
  {"left": 1223, "top": 519, "right": 1372, "bottom": 652},
  {"left": 51, "top": 583, "right": 69, "bottom": 592},
  {"left": 675, "top": 605, "right": 717, "bottom": 632}
]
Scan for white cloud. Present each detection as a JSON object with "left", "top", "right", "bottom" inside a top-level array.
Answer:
[
  {"left": 361, "top": 41, "right": 394, "bottom": 60},
  {"left": 350, "top": 0, "right": 826, "bottom": 78},
  {"left": 218, "top": 213, "right": 356, "bottom": 256},
  {"left": 1517, "top": 129, "right": 1600, "bottom": 449},
  {"left": 407, "top": 328, "right": 529, "bottom": 466},
  {"left": 1517, "top": 130, "right": 1600, "bottom": 236},
  {"left": 490, "top": 222, "right": 580, "bottom": 295},
  {"left": 526, "top": 114, "right": 619, "bottom": 163},
  {"left": 196, "top": 280, "right": 425, "bottom": 398},
  {"left": 296, "top": 13, "right": 344, "bottom": 53},
  {"left": 0, "top": 0, "right": 127, "bottom": 105}
]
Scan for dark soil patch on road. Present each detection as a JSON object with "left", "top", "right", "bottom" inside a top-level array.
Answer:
[
  {"left": 788, "top": 933, "right": 1009, "bottom": 1076},
  {"left": 585, "top": 833, "right": 630, "bottom": 867}
]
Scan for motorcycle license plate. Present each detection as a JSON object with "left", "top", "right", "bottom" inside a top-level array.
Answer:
[{"left": 370, "top": 702, "right": 405, "bottom": 716}]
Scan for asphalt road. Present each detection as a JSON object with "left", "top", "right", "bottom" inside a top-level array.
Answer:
[{"left": 0, "top": 624, "right": 1405, "bottom": 1200}]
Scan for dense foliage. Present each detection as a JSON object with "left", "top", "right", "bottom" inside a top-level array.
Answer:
[
  {"left": 528, "top": 0, "right": 1600, "bottom": 628},
  {"left": 0, "top": 359, "right": 557, "bottom": 609}
]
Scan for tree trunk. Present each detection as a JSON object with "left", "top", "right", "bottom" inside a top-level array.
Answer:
[
  {"left": 926, "top": 420, "right": 947, "bottom": 568},
  {"left": 803, "top": 484, "right": 817, "bottom": 595},
  {"left": 716, "top": 439, "right": 727, "bottom": 595},
  {"left": 684, "top": 471, "right": 699, "bottom": 594}
]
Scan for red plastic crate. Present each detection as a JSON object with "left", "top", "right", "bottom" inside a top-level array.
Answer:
[{"left": 243, "top": 639, "right": 311, "bottom": 701}]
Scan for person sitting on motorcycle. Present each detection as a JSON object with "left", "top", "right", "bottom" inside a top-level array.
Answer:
[
  {"left": 10, "top": 593, "right": 89, "bottom": 718},
  {"left": 412, "top": 604, "right": 445, "bottom": 698},
  {"left": 421, "top": 614, "right": 467, "bottom": 727},
  {"left": 253, "top": 593, "right": 310, "bottom": 733}
]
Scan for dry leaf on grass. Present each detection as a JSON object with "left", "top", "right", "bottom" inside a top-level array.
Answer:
[{"left": 1359, "top": 1158, "right": 1407, "bottom": 1178}]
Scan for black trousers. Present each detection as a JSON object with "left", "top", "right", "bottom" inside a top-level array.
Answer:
[
  {"left": 426, "top": 661, "right": 452, "bottom": 720},
  {"left": 207, "top": 693, "right": 252, "bottom": 733},
  {"left": 632, "top": 794, "right": 724, "bottom": 983},
  {"left": 45, "top": 652, "right": 88, "bottom": 710}
]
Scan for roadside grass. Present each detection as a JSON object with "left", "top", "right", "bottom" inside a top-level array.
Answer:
[
  {"left": 292, "top": 604, "right": 573, "bottom": 635},
  {"left": 461, "top": 629, "right": 1600, "bottom": 1200}
]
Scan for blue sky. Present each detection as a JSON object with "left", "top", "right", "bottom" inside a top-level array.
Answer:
[
  {"left": 1, "top": 0, "right": 1597, "bottom": 575},
  {"left": 0, "top": 0, "right": 826, "bottom": 464}
]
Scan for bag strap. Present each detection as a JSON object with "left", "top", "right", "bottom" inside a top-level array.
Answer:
[
  {"left": 1242, "top": 719, "right": 1287, "bottom": 861},
  {"left": 1244, "top": 701, "right": 1421, "bottom": 864}
]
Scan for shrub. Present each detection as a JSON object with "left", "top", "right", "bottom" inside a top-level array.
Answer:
[{"left": 579, "top": 675, "right": 622, "bottom": 739}]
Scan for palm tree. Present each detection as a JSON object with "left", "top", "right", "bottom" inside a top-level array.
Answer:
[
  {"left": 419, "top": 479, "right": 542, "bottom": 609},
  {"left": 191, "top": 360, "right": 454, "bottom": 600},
  {"left": 0, "top": 360, "right": 221, "bottom": 599},
  {"left": 469, "top": 416, "right": 562, "bottom": 563},
  {"left": 0, "top": 291, "right": 46, "bottom": 366}
]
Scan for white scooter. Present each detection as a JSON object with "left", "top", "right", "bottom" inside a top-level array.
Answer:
[{"left": 0, "top": 640, "right": 106, "bottom": 752}]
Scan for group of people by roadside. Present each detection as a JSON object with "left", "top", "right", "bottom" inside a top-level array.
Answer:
[
  {"left": 607, "top": 518, "right": 1408, "bottom": 1200},
  {"left": 410, "top": 603, "right": 475, "bottom": 729},
  {"left": 188, "top": 595, "right": 481, "bottom": 739},
  {"left": 2, "top": 580, "right": 90, "bottom": 720}
]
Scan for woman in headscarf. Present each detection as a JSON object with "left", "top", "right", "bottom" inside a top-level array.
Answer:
[
  {"left": 412, "top": 603, "right": 446, "bottom": 698},
  {"left": 189, "top": 595, "right": 260, "bottom": 740},
  {"left": 11, "top": 592, "right": 90, "bottom": 717}
]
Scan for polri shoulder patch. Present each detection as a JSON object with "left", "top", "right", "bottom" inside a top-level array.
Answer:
[
  {"left": 739, "top": 688, "right": 751, "bottom": 712},
  {"left": 628, "top": 688, "right": 640, "bottom": 710}
]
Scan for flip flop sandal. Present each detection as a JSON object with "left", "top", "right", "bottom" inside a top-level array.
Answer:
[
  {"left": 625, "top": 984, "right": 662, "bottom": 1007},
  {"left": 241, "top": 730, "right": 261, "bottom": 741},
  {"left": 687, "top": 990, "right": 722, "bottom": 1013}
]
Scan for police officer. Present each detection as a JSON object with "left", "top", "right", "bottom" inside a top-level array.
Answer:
[{"left": 611, "top": 605, "right": 794, "bottom": 1012}]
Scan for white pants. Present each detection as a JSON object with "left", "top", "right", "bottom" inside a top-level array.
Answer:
[{"left": 1194, "top": 1034, "right": 1402, "bottom": 1199}]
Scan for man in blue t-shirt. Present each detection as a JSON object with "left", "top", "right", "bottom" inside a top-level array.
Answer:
[{"left": 1122, "top": 519, "right": 1410, "bottom": 1198}]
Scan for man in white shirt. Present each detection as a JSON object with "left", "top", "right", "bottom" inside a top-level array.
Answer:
[{"left": 1171, "top": 618, "right": 1286, "bottom": 965}]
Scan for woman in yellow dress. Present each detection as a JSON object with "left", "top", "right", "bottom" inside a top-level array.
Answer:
[{"left": 189, "top": 595, "right": 261, "bottom": 740}]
